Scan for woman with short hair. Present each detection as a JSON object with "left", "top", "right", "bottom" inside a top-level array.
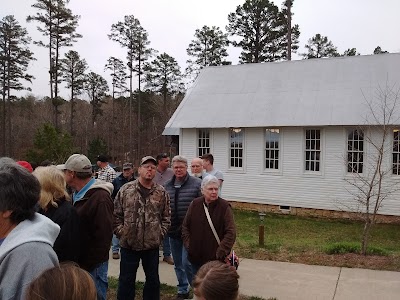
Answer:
[
  {"left": 33, "top": 166, "right": 80, "bottom": 263},
  {"left": 182, "top": 175, "right": 236, "bottom": 279},
  {"left": 0, "top": 157, "right": 59, "bottom": 300}
]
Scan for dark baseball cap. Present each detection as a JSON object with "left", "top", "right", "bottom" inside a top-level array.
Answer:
[{"left": 123, "top": 162, "right": 133, "bottom": 170}]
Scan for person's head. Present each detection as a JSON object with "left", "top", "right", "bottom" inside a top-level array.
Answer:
[
  {"left": 122, "top": 162, "right": 134, "bottom": 179},
  {"left": 172, "top": 155, "right": 188, "bottom": 181},
  {"left": 96, "top": 154, "right": 109, "bottom": 168},
  {"left": 0, "top": 157, "right": 40, "bottom": 227},
  {"left": 57, "top": 154, "right": 93, "bottom": 190},
  {"left": 26, "top": 263, "right": 97, "bottom": 300},
  {"left": 16, "top": 160, "right": 33, "bottom": 173},
  {"left": 138, "top": 156, "right": 157, "bottom": 183},
  {"left": 201, "top": 175, "right": 220, "bottom": 203},
  {"left": 39, "top": 159, "right": 53, "bottom": 167},
  {"left": 193, "top": 260, "right": 239, "bottom": 300},
  {"left": 33, "top": 166, "right": 70, "bottom": 210},
  {"left": 201, "top": 153, "right": 214, "bottom": 172},
  {"left": 191, "top": 157, "right": 203, "bottom": 178},
  {"left": 156, "top": 153, "right": 170, "bottom": 171}
]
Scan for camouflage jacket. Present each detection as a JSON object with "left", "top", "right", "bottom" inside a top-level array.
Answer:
[{"left": 113, "top": 179, "right": 171, "bottom": 251}]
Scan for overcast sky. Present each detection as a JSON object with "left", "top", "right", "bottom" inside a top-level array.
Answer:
[{"left": 3, "top": 0, "right": 399, "bottom": 99}]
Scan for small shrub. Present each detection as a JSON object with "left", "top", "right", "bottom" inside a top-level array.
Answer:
[
  {"left": 367, "top": 246, "right": 388, "bottom": 256},
  {"left": 324, "top": 242, "right": 388, "bottom": 256},
  {"left": 325, "top": 242, "right": 359, "bottom": 254}
]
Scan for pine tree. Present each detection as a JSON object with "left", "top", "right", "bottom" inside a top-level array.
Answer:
[
  {"left": 342, "top": 48, "right": 360, "bottom": 56},
  {"left": 226, "top": 0, "right": 300, "bottom": 63},
  {"left": 104, "top": 56, "right": 127, "bottom": 159},
  {"left": 186, "top": 25, "right": 230, "bottom": 79},
  {"left": 373, "top": 46, "right": 389, "bottom": 54},
  {"left": 105, "top": 57, "right": 127, "bottom": 98},
  {"left": 108, "top": 15, "right": 153, "bottom": 157},
  {"left": 59, "top": 50, "right": 87, "bottom": 135},
  {"left": 0, "top": 15, "right": 35, "bottom": 156},
  {"left": 84, "top": 72, "right": 109, "bottom": 127},
  {"left": 27, "top": 0, "right": 81, "bottom": 130},
  {"left": 26, "top": 123, "right": 74, "bottom": 164},
  {"left": 302, "top": 33, "right": 339, "bottom": 59}
]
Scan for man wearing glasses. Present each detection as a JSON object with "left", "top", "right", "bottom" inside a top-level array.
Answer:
[
  {"left": 114, "top": 156, "right": 171, "bottom": 300},
  {"left": 164, "top": 155, "right": 202, "bottom": 299},
  {"left": 154, "top": 153, "right": 174, "bottom": 265}
]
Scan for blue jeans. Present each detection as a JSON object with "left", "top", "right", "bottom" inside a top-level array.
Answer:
[
  {"left": 112, "top": 234, "right": 120, "bottom": 253},
  {"left": 191, "top": 263, "right": 201, "bottom": 281},
  {"left": 162, "top": 236, "right": 171, "bottom": 257},
  {"left": 118, "top": 247, "right": 160, "bottom": 300},
  {"left": 169, "top": 237, "right": 192, "bottom": 294},
  {"left": 89, "top": 261, "right": 109, "bottom": 300}
]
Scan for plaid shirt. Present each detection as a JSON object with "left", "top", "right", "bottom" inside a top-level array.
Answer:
[{"left": 97, "top": 164, "right": 117, "bottom": 183}]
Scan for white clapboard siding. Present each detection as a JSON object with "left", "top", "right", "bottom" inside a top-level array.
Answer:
[{"left": 180, "top": 127, "right": 400, "bottom": 216}]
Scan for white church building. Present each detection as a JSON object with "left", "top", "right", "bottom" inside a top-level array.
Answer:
[{"left": 164, "top": 53, "right": 400, "bottom": 219}]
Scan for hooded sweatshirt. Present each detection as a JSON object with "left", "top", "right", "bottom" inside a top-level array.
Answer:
[
  {"left": 0, "top": 213, "right": 60, "bottom": 300},
  {"left": 74, "top": 179, "right": 114, "bottom": 271}
]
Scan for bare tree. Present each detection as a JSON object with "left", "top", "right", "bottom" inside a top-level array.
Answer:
[{"left": 344, "top": 83, "right": 400, "bottom": 255}]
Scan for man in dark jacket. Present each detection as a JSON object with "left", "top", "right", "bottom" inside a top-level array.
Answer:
[
  {"left": 58, "top": 154, "right": 113, "bottom": 300},
  {"left": 164, "top": 155, "right": 202, "bottom": 299},
  {"left": 111, "top": 162, "right": 135, "bottom": 259}
]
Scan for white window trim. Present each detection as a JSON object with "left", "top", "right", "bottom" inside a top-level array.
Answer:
[
  {"left": 228, "top": 128, "right": 245, "bottom": 170},
  {"left": 263, "top": 128, "right": 282, "bottom": 174},
  {"left": 345, "top": 127, "right": 365, "bottom": 174},
  {"left": 303, "top": 128, "right": 324, "bottom": 176},
  {"left": 391, "top": 128, "right": 400, "bottom": 176},
  {"left": 197, "top": 128, "right": 212, "bottom": 157}
]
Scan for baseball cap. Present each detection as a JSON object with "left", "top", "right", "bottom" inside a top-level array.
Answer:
[
  {"left": 123, "top": 162, "right": 133, "bottom": 170},
  {"left": 57, "top": 154, "right": 92, "bottom": 173},
  {"left": 16, "top": 161, "right": 33, "bottom": 173},
  {"left": 97, "top": 154, "right": 108, "bottom": 162},
  {"left": 140, "top": 156, "right": 157, "bottom": 166}
]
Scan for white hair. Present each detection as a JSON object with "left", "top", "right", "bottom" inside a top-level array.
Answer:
[
  {"left": 201, "top": 175, "right": 220, "bottom": 190},
  {"left": 172, "top": 155, "right": 188, "bottom": 166}
]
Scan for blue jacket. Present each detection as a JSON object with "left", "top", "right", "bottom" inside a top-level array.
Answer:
[
  {"left": 164, "top": 173, "right": 202, "bottom": 239},
  {"left": 112, "top": 173, "right": 135, "bottom": 199}
]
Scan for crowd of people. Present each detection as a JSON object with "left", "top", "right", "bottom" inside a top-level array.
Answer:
[{"left": 0, "top": 152, "right": 239, "bottom": 300}]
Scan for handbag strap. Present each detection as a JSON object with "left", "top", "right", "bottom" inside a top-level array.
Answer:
[{"left": 203, "top": 203, "right": 220, "bottom": 245}]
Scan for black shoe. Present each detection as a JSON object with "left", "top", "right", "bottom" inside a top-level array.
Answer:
[{"left": 176, "top": 292, "right": 190, "bottom": 299}]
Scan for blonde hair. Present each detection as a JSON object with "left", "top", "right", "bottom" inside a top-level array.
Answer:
[
  {"left": 26, "top": 263, "right": 97, "bottom": 300},
  {"left": 193, "top": 260, "right": 239, "bottom": 300},
  {"left": 33, "top": 166, "right": 70, "bottom": 210}
]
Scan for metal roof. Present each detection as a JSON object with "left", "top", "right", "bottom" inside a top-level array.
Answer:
[{"left": 165, "top": 53, "right": 400, "bottom": 130}]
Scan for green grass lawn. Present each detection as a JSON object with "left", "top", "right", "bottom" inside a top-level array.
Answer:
[{"left": 233, "top": 209, "right": 400, "bottom": 264}]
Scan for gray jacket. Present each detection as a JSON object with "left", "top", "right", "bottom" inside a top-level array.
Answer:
[
  {"left": 164, "top": 173, "right": 202, "bottom": 239},
  {"left": 0, "top": 213, "right": 60, "bottom": 300}
]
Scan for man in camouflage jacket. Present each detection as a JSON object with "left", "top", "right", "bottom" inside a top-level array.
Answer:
[{"left": 113, "top": 156, "right": 171, "bottom": 300}]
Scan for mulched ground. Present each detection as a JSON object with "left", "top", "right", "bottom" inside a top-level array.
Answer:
[{"left": 253, "top": 249, "right": 400, "bottom": 271}]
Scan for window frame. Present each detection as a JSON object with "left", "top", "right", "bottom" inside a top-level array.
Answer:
[
  {"left": 304, "top": 128, "right": 322, "bottom": 173},
  {"left": 392, "top": 129, "right": 400, "bottom": 175},
  {"left": 229, "top": 128, "right": 244, "bottom": 169},
  {"left": 197, "top": 128, "right": 211, "bottom": 157},
  {"left": 264, "top": 128, "right": 281, "bottom": 172},
  {"left": 347, "top": 128, "right": 364, "bottom": 174}
]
